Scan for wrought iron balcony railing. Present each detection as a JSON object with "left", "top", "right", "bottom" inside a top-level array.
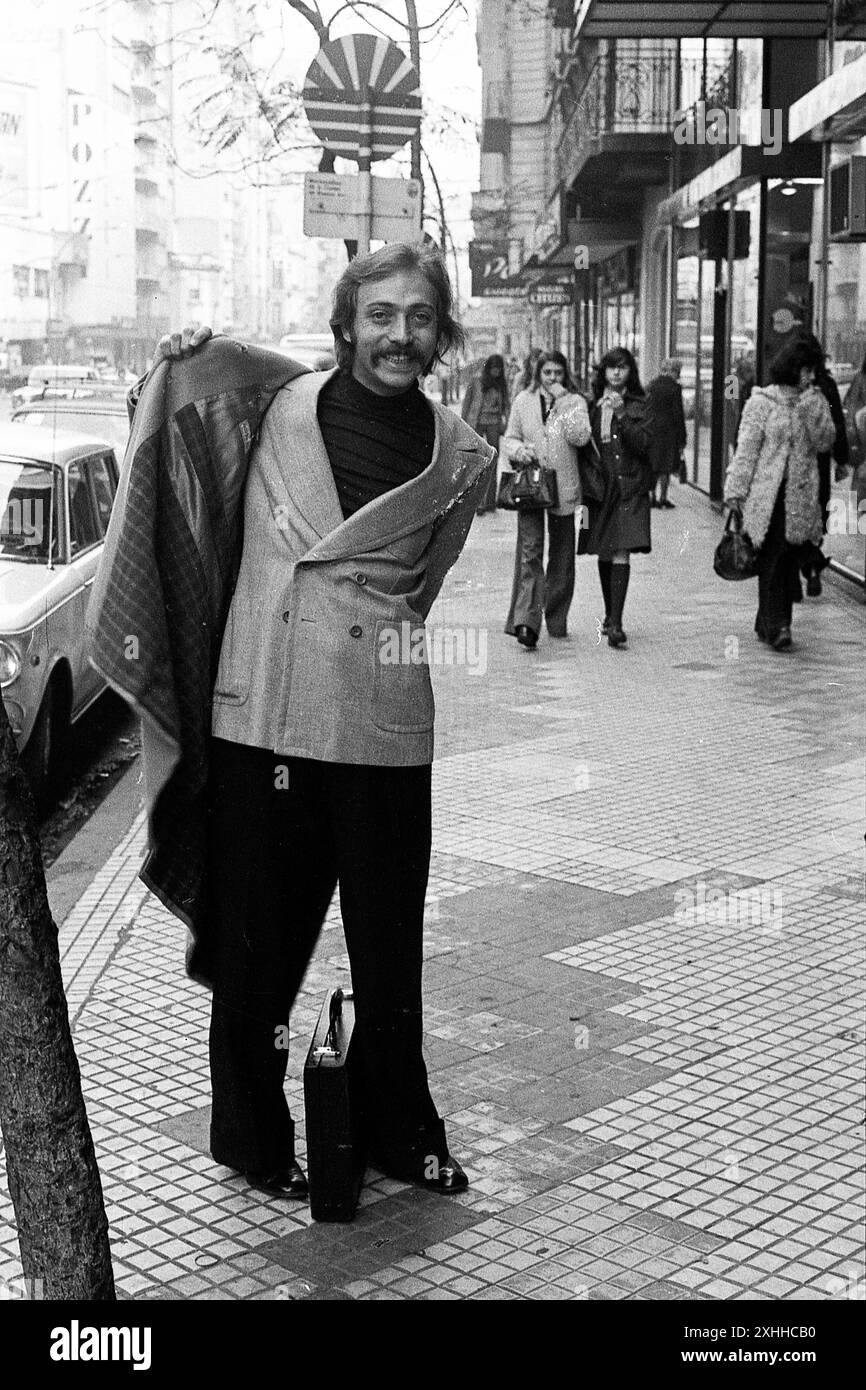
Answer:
[{"left": 556, "top": 50, "right": 678, "bottom": 182}]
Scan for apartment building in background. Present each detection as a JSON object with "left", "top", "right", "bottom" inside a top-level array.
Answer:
[{"left": 0, "top": 0, "right": 331, "bottom": 373}]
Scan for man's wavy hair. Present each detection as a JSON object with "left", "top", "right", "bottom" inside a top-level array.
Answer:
[{"left": 329, "top": 242, "right": 464, "bottom": 373}]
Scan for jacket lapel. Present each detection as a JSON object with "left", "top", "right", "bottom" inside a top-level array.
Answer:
[
  {"left": 274, "top": 369, "right": 345, "bottom": 541},
  {"left": 302, "top": 394, "right": 486, "bottom": 563}
]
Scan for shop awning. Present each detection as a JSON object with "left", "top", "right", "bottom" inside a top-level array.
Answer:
[
  {"left": 789, "top": 49, "right": 866, "bottom": 138},
  {"left": 574, "top": 1, "right": 866, "bottom": 40},
  {"left": 658, "top": 140, "right": 823, "bottom": 219}
]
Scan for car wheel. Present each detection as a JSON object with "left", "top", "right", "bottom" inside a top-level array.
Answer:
[{"left": 20, "top": 676, "right": 66, "bottom": 812}]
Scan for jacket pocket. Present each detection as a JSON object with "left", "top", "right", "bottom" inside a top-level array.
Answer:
[{"left": 371, "top": 618, "right": 435, "bottom": 733}]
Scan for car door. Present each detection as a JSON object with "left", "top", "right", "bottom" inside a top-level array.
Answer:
[{"left": 60, "top": 456, "right": 104, "bottom": 712}]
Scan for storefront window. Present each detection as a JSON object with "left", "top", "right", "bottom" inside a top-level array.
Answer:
[
  {"left": 762, "top": 178, "right": 815, "bottom": 370},
  {"left": 823, "top": 132, "right": 866, "bottom": 581},
  {"left": 673, "top": 224, "right": 700, "bottom": 476},
  {"left": 734, "top": 39, "right": 762, "bottom": 120},
  {"left": 725, "top": 184, "right": 760, "bottom": 476}
]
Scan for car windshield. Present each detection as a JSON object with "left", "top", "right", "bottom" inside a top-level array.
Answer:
[
  {"left": 0, "top": 460, "right": 59, "bottom": 563},
  {"left": 13, "top": 408, "right": 129, "bottom": 451}
]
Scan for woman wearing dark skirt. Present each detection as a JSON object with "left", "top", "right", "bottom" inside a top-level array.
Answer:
[
  {"left": 578, "top": 347, "right": 653, "bottom": 648},
  {"left": 461, "top": 354, "right": 509, "bottom": 514}
]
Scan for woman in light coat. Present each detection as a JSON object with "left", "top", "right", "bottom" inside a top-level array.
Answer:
[
  {"left": 724, "top": 338, "right": 835, "bottom": 651},
  {"left": 503, "top": 350, "right": 591, "bottom": 648}
]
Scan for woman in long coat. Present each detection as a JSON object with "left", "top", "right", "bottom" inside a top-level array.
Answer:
[
  {"left": 461, "top": 354, "right": 509, "bottom": 514},
  {"left": 503, "top": 349, "right": 591, "bottom": 648},
  {"left": 646, "top": 357, "right": 687, "bottom": 508},
  {"left": 578, "top": 347, "right": 653, "bottom": 648},
  {"left": 724, "top": 338, "right": 835, "bottom": 651}
]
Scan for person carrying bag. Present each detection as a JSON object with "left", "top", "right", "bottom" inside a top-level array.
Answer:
[{"left": 502, "top": 349, "right": 591, "bottom": 649}]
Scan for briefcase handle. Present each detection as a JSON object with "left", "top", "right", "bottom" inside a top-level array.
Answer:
[{"left": 323, "top": 987, "right": 354, "bottom": 1055}]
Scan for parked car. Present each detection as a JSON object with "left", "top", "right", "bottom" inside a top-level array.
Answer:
[
  {"left": 0, "top": 424, "right": 120, "bottom": 804},
  {"left": 11, "top": 384, "right": 131, "bottom": 455},
  {"left": 10, "top": 363, "right": 101, "bottom": 411}
]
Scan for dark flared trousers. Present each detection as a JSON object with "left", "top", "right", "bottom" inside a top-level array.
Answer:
[
  {"left": 206, "top": 738, "right": 446, "bottom": 1175},
  {"left": 504, "top": 509, "right": 576, "bottom": 638},
  {"left": 755, "top": 485, "right": 801, "bottom": 641}
]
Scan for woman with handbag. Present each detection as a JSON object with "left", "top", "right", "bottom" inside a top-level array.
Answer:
[
  {"left": 503, "top": 350, "right": 591, "bottom": 649},
  {"left": 577, "top": 347, "right": 653, "bottom": 649},
  {"left": 461, "top": 354, "right": 509, "bottom": 514},
  {"left": 723, "top": 338, "right": 835, "bottom": 651}
]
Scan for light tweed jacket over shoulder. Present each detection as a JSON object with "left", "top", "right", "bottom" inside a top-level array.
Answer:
[{"left": 724, "top": 384, "right": 836, "bottom": 548}]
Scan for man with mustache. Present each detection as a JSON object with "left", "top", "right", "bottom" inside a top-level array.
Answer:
[{"left": 93, "top": 243, "right": 494, "bottom": 1202}]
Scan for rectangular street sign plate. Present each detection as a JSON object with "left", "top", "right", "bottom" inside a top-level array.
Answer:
[{"left": 304, "top": 173, "right": 421, "bottom": 240}]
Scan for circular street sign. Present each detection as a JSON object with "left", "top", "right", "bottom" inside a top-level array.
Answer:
[{"left": 303, "top": 33, "right": 422, "bottom": 163}]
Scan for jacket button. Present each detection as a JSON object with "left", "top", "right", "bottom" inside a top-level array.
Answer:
[
  {"left": 354, "top": 572, "right": 368, "bottom": 585},
  {"left": 349, "top": 624, "right": 363, "bottom": 638},
  {"left": 282, "top": 610, "right": 290, "bottom": 622}
]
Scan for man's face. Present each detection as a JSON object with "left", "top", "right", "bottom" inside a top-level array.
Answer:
[{"left": 347, "top": 269, "right": 440, "bottom": 396}]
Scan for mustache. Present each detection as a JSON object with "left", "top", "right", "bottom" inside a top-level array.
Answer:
[{"left": 374, "top": 346, "right": 423, "bottom": 361}]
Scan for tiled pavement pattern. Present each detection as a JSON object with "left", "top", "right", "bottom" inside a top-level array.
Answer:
[{"left": 1, "top": 483, "right": 863, "bottom": 1301}]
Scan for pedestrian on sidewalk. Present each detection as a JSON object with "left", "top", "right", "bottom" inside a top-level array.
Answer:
[
  {"left": 724, "top": 337, "right": 835, "bottom": 651},
  {"left": 502, "top": 349, "right": 591, "bottom": 648},
  {"left": 796, "top": 333, "right": 850, "bottom": 596},
  {"left": 461, "top": 354, "right": 509, "bottom": 514},
  {"left": 646, "top": 358, "right": 687, "bottom": 509},
  {"left": 511, "top": 348, "right": 542, "bottom": 402},
  {"left": 88, "top": 242, "right": 496, "bottom": 1203},
  {"left": 577, "top": 347, "right": 653, "bottom": 649}
]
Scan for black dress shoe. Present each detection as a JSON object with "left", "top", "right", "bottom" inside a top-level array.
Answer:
[
  {"left": 601, "top": 615, "right": 611, "bottom": 635},
  {"left": 515, "top": 625, "right": 538, "bottom": 649},
  {"left": 662, "top": 499, "right": 676, "bottom": 509},
  {"left": 244, "top": 1161, "right": 309, "bottom": 1199},
  {"left": 372, "top": 1152, "right": 469, "bottom": 1194},
  {"left": 607, "top": 625, "right": 627, "bottom": 648}
]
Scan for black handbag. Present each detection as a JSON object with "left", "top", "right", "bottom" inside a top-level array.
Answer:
[
  {"left": 497, "top": 462, "right": 559, "bottom": 511},
  {"left": 576, "top": 436, "right": 605, "bottom": 502},
  {"left": 714, "top": 510, "right": 760, "bottom": 581}
]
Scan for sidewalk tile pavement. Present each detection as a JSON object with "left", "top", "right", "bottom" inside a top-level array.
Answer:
[{"left": 0, "top": 483, "right": 863, "bottom": 1301}]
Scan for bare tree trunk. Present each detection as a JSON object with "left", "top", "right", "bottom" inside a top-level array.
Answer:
[{"left": 0, "top": 701, "right": 114, "bottom": 1300}]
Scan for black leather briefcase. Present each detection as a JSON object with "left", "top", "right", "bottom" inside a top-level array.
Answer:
[{"left": 303, "top": 986, "right": 367, "bottom": 1223}]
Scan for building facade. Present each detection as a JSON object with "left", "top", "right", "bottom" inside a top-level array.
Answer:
[
  {"left": 0, "top": 0, "right": 305, "bottom": 376},
  {"left": 471, "top": 0, "right": 866, "bottom": 578}
]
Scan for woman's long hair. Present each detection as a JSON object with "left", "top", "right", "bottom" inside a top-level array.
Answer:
[
  {"left": 532, "top": 349, "right": 576, "bottom": 393},
  {"left": 591, "top": 347, "right": 644, "bottom": 401},
  {"left": 797, "top": 333, "right": 831, "bottom": 384},
  {"left": 480, "top": 353, "right": 508, "bottom": 403},
  {"left": 518, "top": 349, "right": 543, "bottom": 391}
]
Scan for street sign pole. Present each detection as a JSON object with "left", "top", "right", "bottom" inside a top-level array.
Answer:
[{"left": 357, "top": 87, "right": 373, "bottom": 257}]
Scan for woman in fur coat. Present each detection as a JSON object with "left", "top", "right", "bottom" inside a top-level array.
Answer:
[{"left": 724, "top": 338, "right": 835, "bottom": 651}]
